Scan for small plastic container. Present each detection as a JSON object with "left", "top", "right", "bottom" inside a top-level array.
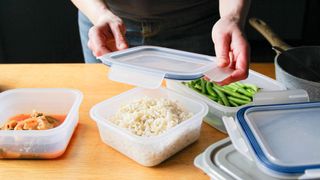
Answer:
[
  {"left": 0, "top": 88, "right": 83, "bottom": 159},
  {"left": 166, "top": 69, "right": 286, "bottom": 133},
  {"left": 223, "top": 101, "right": 320, "bottom": 179},
  {"left": 90, "top": 87, "right": 208, "bottom": 166}
]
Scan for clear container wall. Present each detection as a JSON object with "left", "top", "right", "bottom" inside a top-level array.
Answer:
[{"left": 90, "top": 87, "right": 207, "bottom": 166}]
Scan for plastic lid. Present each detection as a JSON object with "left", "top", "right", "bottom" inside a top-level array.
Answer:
[
  {"left": 214, "top": 140, "right": 280, "bottom": 180},
  {"left": 98, "top": 46, "right": 232, "bottom": 88},
  {"left": 236, "top": 102, "right": 320, "bottom": 174},
  {"left": 194, "top": 138, "right": 280, "bottom": 180}
]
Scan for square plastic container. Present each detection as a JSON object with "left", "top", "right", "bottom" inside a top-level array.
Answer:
[
  {"left": 90, "top": 87, "right": 208, "bottom": 166},
  {"left": 223, "top": 102, "right": 320, "bottom": 179},
  {"left": 0, "top": 88, "right": 83, "bottom": 159},
  {"left": 166, "top": 69, "right": 286, "bottom": 133}
]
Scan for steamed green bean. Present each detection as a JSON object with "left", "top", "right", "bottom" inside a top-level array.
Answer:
[{"left": 182, "top": 78, "right": 261, "bottom": 107}]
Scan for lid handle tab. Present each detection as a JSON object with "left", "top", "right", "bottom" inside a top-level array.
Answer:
[
  {"left": 222, "top": 116, "right": 253, "bottom": 161},
  {"left": 253, "top": 89, "right": 309, "bottom": 105},
  {"left": 203, "top": 67, "right": 233, "bottom": 82},
  {"left": 108, "top": 64, "right": 165, "bottom": 89},
  {"left": 299, "top": 169, "right": 320, "bottom": 179}
]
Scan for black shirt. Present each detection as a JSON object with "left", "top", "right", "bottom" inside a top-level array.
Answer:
[{"left": 106, "top": 0, "right": 219, "bottom": 21}]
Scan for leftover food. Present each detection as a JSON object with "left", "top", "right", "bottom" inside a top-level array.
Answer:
[
  {"left": 109, "top": 97, "right": 193, "bottom": 137},
  {"left": 1, "top": 110, "right": 65, "bottom": 130},
  {"left": 183, "top": 78, "right": 260, "bottom": 107}
]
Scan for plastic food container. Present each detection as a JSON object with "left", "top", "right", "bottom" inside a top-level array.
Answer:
[
  {"left": 0, "top": 88, "right": 83, "bottom": 159},
  {"left": 90, "top": 87, "right": 208, "bottom": 166},
  {"left": 166, "top": 69, "right": 287, "bottom": 133},
  {"left": 223, "top": 101, "right": 320, "bottom": 179},
  {"left": 194, "top": 138, "right": 282, "bottom": 180}
]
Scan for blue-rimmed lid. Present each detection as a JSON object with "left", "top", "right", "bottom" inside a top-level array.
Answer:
[
  {"left": 236, "top": 102, "right": 320, "bottom": 176},
  {"left": 98, "top": 46, "right": 232, "bottom": 88}
]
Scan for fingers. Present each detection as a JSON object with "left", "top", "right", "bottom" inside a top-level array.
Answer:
[
  {"left": 221, "top": 43, "right": 249, "bottom": 85},
  {"left": 110, "top": 22, "right": 128, "bottom": 50},
  {"left": 87, "top": 16, "right": 128, "bottom": 57},
  {"left": 212, "top": 28, "right": 249, "bottom": 85},
  {"left": 88, "top": 26, "right": 111, "bottom": 57},
  {"left": 232, "top": 33, "right": 250, "bottom": 81},
  {"left": 217, "top": 47, "right": 249, "bottom": 85},
  {"left": 213, "top": 32, "right": 231, "bottom": 67},
  {"left": 216, "top": 68, "right": 247, "bottom": 86}
]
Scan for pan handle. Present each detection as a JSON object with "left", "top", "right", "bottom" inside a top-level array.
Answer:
[{"left": 249, "top": 17, "right": 291, "bottom": 52}]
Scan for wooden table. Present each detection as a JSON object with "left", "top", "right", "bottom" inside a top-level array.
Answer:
[{"left": 0, "top": 63, "right": 274, "bottom": 180}]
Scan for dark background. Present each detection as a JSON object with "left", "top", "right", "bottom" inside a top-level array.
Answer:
[{"left": 0, "top": 0, "right": 319, "bottom": 63}]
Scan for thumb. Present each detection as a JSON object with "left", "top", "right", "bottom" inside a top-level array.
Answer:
[
  {"left": 213, "top": 33, "right": 231, "bottom": 67},
  {"left": 110, "top": 23, "right": 128, "bottom": 50}
]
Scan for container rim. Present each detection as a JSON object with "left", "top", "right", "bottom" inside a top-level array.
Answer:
[
  {"left": 98, "top": 45, "right": 217, "bottom": 76},
  {"left": 194, "top": 138, "right": 232, "bottom": 179},
  {"left": 236, "top": 101, "right": 320, "bottom": 174},
  {"left": 168, "top": 69, "right": 286, "bottom": 113},
  {"left": 0, "top": 88, "right": 83, "bottom": 136}
]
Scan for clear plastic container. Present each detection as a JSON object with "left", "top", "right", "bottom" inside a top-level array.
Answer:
[
  {"left": 166, "top": 69, "right": 286, "bottom": 133},
  {"left": 90, "top": 87, "right": 208, "bottom": 166},
  {"left": 223, "top": 102, "right": 320, "bottom": 179},
  {"left": 0, "top": 88, "right": 83, "bottom": 159}
]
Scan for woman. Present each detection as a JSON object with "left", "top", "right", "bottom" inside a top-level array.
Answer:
[{"left": 72, "top": 0, "right": 251, "bottom": 85}]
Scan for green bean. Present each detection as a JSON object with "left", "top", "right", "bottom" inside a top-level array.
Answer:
[
  {"left": 190, "top": 80, "right": 195, "bottom": 86},
  {"left": 245, "top": 88, "right": 258, "bottom": 96},
  {"left": 229, "top": 99, "right": 239, "bottom": 107},
  {"left": 239, "top": 88, "right": 254, "bottom": 97},
  {"left": 194, "top": 79, "right": 201, "bottom": 86},
  {"left": 228, "top": 83, "right": 240, "bottom": 88},
  {"left": 214, "top": 83, "right": 251, "bottom": 101},
  {"left": 206, "top": 81, "right": 217, "bottom": 97},
  {"left": 184, "top": 78, "right": 260, "bottom": 107},
  {"left": 212, "top": 84, "right": 230, "bottom": 106},
  {"left": 234, "top": 82, "right": 260, "bottom": 93},
  {"left": 227, "top": 96, "right": 250, "bottom": 105},
  {"left": 231, "top": 82, "right": 257, "bottom": 94},
  {"left": 243, "top": 83, "right": 259, "bottom": 92},
  {"left": 200, "top": 78, "right": 206, "bottom": 94},
  {"left": 234, "top": 82, "right": 245, "bottom": 88},
  {"left": 188, "top": 80, "right": 196, "bottom": 88},
  {"left": 206, "top": 94, "right": 218, "bottom": 101},
  {"left": 194, "top": 84, "right": 202, "bottom": 90},
  {"left": 227, "top": 84, "right": 253, "bottom": 97},
  {"left": 224, "top": 85, "right": 237, "bottom": 92},
  {"left": 187, "top": 82, "right": 201, "bottom": 93},
  {"left": 217, "top": 98, "right": 224, "bottom": 105}
]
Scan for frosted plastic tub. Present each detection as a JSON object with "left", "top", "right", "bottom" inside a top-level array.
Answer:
[
  {"left": 0, "top": 88, "right": 83, "bottom": 159},
  {"left": 90, "top": 87, "right": 208, "bottom": 166},
  {"left": 166, "top": 70, "right": 286, "bottom": 133}
]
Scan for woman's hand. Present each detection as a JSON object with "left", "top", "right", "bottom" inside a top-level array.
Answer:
[
  {"left": 88, "top": 12, "right": 128, "bottom": 57},
  {"left": 211, "top": 16, "right": 250, "bottom": 85}
]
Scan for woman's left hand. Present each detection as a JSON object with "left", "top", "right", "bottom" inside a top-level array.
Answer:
[{"left": 211, "top": 16, "right": 250, "bottom": 85}]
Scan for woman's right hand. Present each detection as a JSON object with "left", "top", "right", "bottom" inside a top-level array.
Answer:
[{"left": 88, "top": 12, "right": 128, "bottom": 57}]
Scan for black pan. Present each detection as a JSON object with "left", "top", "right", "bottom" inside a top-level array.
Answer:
[{"left": 249, "top": 17, "right": 320, "bottom": 101}]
